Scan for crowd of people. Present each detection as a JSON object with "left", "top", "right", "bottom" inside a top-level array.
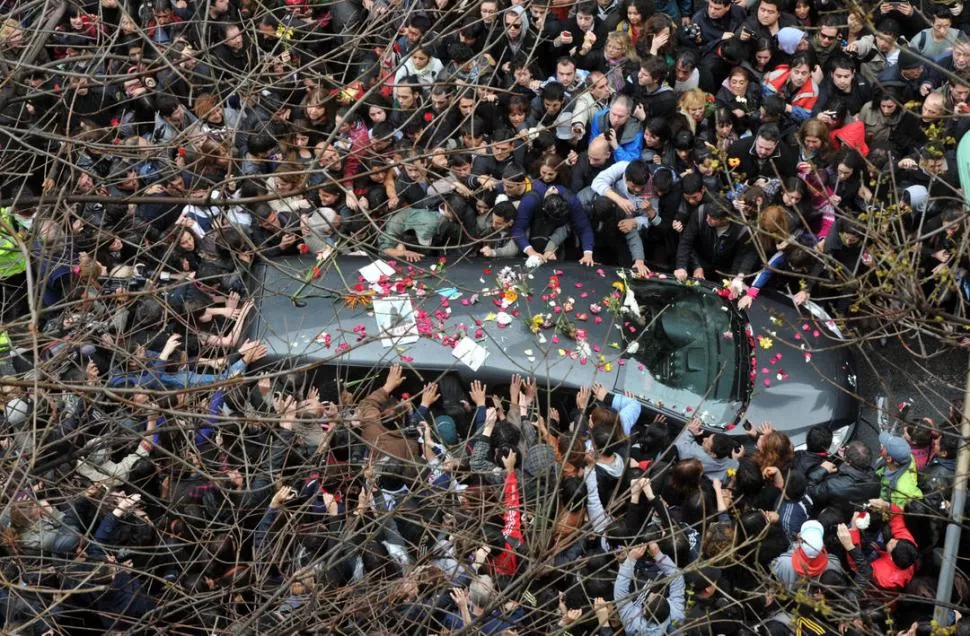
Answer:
[{"left": 0, "top": 0, "right": 969, "bottom": 631}]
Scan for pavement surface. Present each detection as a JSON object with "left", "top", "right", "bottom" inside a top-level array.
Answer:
[{"left": 852, "top": 337, "right": 968, "bottom": 452}]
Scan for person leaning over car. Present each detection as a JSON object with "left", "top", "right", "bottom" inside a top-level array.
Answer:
[{"left": 806, "top": 440, "right": 881, "bottom": 521}]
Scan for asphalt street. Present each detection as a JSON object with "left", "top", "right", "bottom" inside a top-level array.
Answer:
[{"left": 852, "top": 337, "right": 969, "bottom": 452}]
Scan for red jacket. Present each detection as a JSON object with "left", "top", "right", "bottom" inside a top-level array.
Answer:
[
  {"left": 764, "top": 66, "right": 819, "bottom": 113},
  {"left": 849, "top": 503, "right": 916, "bottom": 590}
]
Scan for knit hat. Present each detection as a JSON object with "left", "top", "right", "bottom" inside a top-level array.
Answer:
[
  {"left": 880, "top": 431, "right": 912, "bottom": 463},
  {"left": 777, "top": 27, "right": 806, "bottom": 55},
  {"left": 799, "top": 520, "right": 825, "bottom": 558},
  {"left": 523, "top": 444, "right": 556, "bottom": 478},
  {"left": 4, "top": 398, "right": 29, "bottom": 427},
  {"left": 897, "top": 48, "right": 922, "bottom": 70},
  {"left": 434, "top": 415, "right": 458, "bottom": 446},
  {"left": 684, "top": 566, "right": 721, "bottom": 592}
]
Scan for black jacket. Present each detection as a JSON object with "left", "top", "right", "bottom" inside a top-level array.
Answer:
[
  {"left": 726, "top": 135, "right": 797, "bottom": 182},
  {"left": 807, "top": 463, "right": 881, "bottom": 518},
  {"left": 674, "top": 208, "right": 751, "bottom": 277}
]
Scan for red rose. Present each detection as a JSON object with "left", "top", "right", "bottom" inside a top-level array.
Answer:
[
  {"left": 423, "top": 112, "right": 433, "bottom": 122},
  {"left": 311, "top": 266, "right": 321, "bottom": 279},
  {"left": 110, "top": 118, "right": 120, "bottom": 127},
  {"left": 298, "top": 243, "right": 310, "bottom": 254},
  {"left": 177, "top": 147, "right": 186, "bottom": 157}
]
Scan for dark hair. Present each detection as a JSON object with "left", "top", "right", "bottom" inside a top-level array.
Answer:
[
  {"left": 876, "top": 18, "right": 901, "bottom": 37},
  {"left": 682, "top": 171, "right": 703, "bottom": 194},
  {"left": 643, "top": 117, "right": 671, "bottom": 143},
  {"left": 806, "top": 425, "right": 833, "bottom": 453},
  {"left": 829, "top": 54, "right": 855, "bottom": 73},
  {"left": 843, "top": 440, "right": 872, "bottom": 470},
  {"left": 676, "top": 49, "right": 698, "bottom": 71},
  {"left": 652, "top": 168, "right": 674, "bottom": 195},
  {"left": 542, "top": 194, "right": 570, "bottom": 220},
  {"left": 784, "top": 471, "right": 808, "bottom": 500},
  {"left": 789, "top": 53, "right": 813, "bottom": 73},
  {"left": 624, "top": 160, "right": 649, "bottom": 186},
  {"left": 576, "top": 1, "right": 596, "bottom": 14},
  {"left": 891, "top": 538, "right": 919, "bottom": 569},
  {"left": 709, "top": 433, "right": 738, "bottom": 459},
  {"left": 733, "top": 457, "right": 765, "bottom": 496},
  {"left": 542, "top": 81, "right": 566, "bottom": 102},
  {"left": 502, "top": 162, "right": 526, "bottom": 181},
  {"left": 640, "top": 55, "right": 668, "bottom": 83},
  {"left": 757, "top": 123, "right": 781, "bottom": 142},
  {"left": 591, "top": 419, "right": 626, "bottom": 455},
  {"left": 759, "top": 0, "right": 782, "bottom": 10}
]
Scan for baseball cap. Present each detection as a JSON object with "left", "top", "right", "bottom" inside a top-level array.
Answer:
[
  {"left": 799, "top": 520, "right": 825, "bottom": 558},
  {"left": 879, "top": 431, "right": 912, "bottom": 463}
]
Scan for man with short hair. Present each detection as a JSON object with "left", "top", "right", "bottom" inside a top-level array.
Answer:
[
  {"left": 591, "top": 159, "right": 657, "bottom": 276},
  {"left": 737, "top": 0, "right": 795, "bottom": 41},
  {"left": 847, "top": 18, "right": 902, "bottom": 83},
  {"left": 570, "top": 71, "right": 613, "bottom": 143},
  {"left": 813, "top": 55, "right": 872, "bottom": 117},
  {"left": 726, "top": 123, "right": 797, "bottom": 182},
  {"left": 625, "top": 55, "right": 676, "bottom": 120},
  {"left": 673, "top": 199, "right": 751, "bottom": 282},
  {"left": 588, "top": 95, "right": 644, "bottom": 161},
  {"left": 806, "top": 440, "right": 882, "bottom": 520},
  {"left": 811, "top": 14, "right": 843, "bottom": 71},
  {"left": 674, "top": 416, "right": 742, "bottom": 481},
  {"left": 568, "top": 134, "right": 614, "bottom": 206}
]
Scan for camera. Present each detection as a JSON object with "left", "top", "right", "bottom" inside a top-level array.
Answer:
[{"left": 682, "top": 23, "right": 701, "bottom": 42}]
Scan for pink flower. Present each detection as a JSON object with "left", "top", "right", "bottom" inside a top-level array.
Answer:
[
  {"left": 595, "top": 268, "right": 606, "bottom": 277},
  {"left": 551, "top": 335, "right": 559, "bottom": 344},
  {"left": 762, "top": 368, "right": 769, "bottom": 374},
  {"left": 574, "top": 282, "right": 584, "bottom": 288},
  {"left": 802, "top": 324, "right": 811, "bottom": 331},
  {"left": 592, "top": 345, "right": 601, "bottom": 353},
  {"left": 475, "top": 328, "right": 484, "bottom": 339},
  {"left": 763, "top": 379, "right": 771, "bottom": 387},
  {"left": 401, "top": 355, "right": 413, "bottom": 362},
  {"left": 580, "top": 357, "right": 587, "bottom": 365},
  {"left": 580, "top": 292, "right": 588, "bottom": 298},
  {"left": 794, "top": 333, "right": 802, "bottom": 340},
  {"left": 812, "top": 330, "right": 820, "bottom": 337},
  {"left": 594, "top": 316, "right": 603, "bottom": 324}
]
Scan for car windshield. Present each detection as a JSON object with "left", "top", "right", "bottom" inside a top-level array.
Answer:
[{"left": 614, "top": 278, "right": 747, "bottom": 427}]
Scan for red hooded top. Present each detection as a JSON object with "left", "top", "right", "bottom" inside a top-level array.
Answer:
[{"left": 848, "top": 503, "right": 916, "bottom": 590}]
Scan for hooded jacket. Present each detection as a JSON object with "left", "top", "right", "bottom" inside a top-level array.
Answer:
[
  {"left": 847, "top": 503, "right": 916, "bottom": 590},
  {"left": 588, "top": 106, "right": 644, "bottom": 162},
  {"left": 771, "top": 546, "right": 843, "bottom": 589}
]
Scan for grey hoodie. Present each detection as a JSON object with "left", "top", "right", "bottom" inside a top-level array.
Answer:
[{"left": 674, "top": 429, "right": 737, "bottom": 481}]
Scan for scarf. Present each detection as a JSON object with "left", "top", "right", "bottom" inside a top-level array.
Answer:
[
  {"left": 597, "top": 0, "right": 617, "bottom": 21},
  {"left": 791, "top": 546, "right": 829, "bottom": 578}
]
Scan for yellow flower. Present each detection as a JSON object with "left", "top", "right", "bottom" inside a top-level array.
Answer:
[
  {"left": 758, "top": 336, "right": 773, "bottom": 349},
  {"left": 611, "top": 281, "right": 626, "bottom": 294},
  {"left": 504, "top": 289, "right": 519, "bottom": 303},
  {"left": 529, "top": 315, "right": 544, "bottom": 334},
  {"left": 726, "top": 468, "right": 736, "bottom": 478},
  {"left": 728, "top": 157, "right": 741, "bottom": 169}
]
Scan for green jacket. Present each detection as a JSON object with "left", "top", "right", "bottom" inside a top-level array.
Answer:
[
  {"left": 380, "top": 208, "right": 441, "bottom": 250},
  {"left": 0, "top": 207, "right": 27, "bottom": 279},
  {"left": 879, "top": 460, "right": 923, "bottom": 509}
]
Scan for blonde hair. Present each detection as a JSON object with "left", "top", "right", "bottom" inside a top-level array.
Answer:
[
  {"left": 605, "top": 31, "right": 633, "bottom": 58},
  {"left": 0, "top": 18, "right": 20, "bottom": 46},
  {"left": 678, "top": 89, "right": 709, "bottom": 134}
]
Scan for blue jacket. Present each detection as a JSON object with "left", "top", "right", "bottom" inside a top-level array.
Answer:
[
  {"left": 511, "top": 187, "right": 595, "bottom": 254},
  {"left": 588, "top": 107, "right": 644, "bottom": 162}
]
